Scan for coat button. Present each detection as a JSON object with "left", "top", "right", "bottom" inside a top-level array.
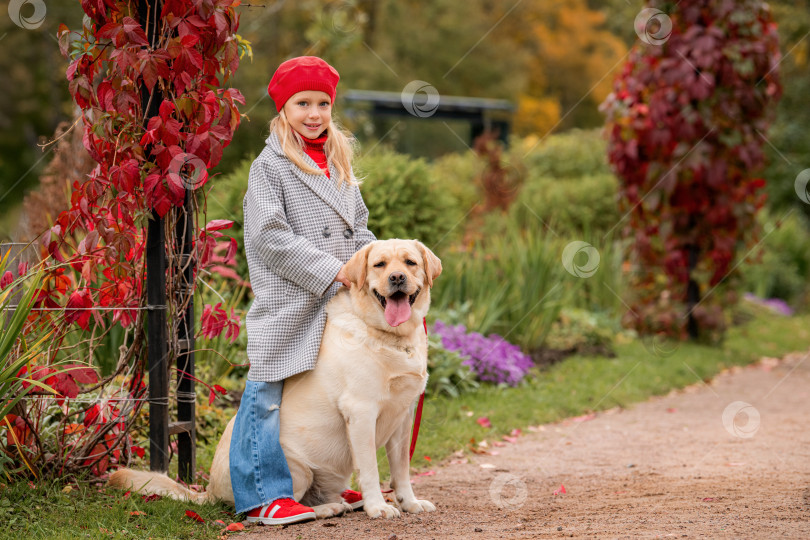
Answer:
[
  {"left": 322, "top": 226, "right": 331, "bottom": 238},
  {"left": 343, "top": 228, "right": 353, "bottom": 239}
]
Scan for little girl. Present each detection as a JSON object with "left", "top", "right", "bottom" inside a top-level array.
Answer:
[{"left": 229, "top": 56, "right": 376, "bottom": 525}]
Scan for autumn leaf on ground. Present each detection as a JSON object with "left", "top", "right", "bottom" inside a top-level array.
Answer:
[
  {"left": 225, "top": 523, "right": 245, "bottom": 531},
  {"left": 476, "top": 416, "right": 491, "bottom": 428},
  {"left": 554, "top": 484, "right": 567, "bottom": 495},
  {"left": 185, "top": 509, "right": 205, "bottom": 522}
]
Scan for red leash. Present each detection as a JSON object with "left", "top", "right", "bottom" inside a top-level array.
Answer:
[{"left": 408, "top": 318, "right": 428, "bottom": 461}]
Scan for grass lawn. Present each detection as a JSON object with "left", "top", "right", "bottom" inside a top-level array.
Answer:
[{"left": 3, "top": 305, "right": 808, "bottom": 539}]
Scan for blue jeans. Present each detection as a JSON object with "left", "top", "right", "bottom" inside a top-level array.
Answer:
[{"left": 229, "top": 380, "right": 295, "bottom": 514}]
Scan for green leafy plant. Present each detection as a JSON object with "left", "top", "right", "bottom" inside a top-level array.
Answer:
[
  {"left": 426, "top": 333, "right": 479, "bottom": 398},
  {"left": 355, "top": 148, "right": 463, "bottom": 247},
  {"left": 0, "top": 258, "right": 56, "bottom": 477}
]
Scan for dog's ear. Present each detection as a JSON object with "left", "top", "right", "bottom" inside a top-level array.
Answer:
[
  {"left": 416, "top": 241, "right": 442, "bottom": 288},
  {"left": 345, "top": 242, "right": 373, "bottom": 289}
]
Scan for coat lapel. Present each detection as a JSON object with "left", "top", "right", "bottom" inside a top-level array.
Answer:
[{"left": 266, "top": 132, "right": 354, "bottom": 227}]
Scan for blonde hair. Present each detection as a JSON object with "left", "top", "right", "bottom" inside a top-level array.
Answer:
[{"left": 269, "top": 110, "right": 360, "bottom": 189}]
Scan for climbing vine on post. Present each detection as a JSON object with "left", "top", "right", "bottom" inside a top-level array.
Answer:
[
  {"left": 601, "top": 0, "right": 782, "bottom": 342},
  {"left": 1, "top": 0, "right": 248, "bottom": 478}
]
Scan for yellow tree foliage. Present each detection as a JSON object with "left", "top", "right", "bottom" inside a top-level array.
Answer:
[{"left": 512, "top": 0, "right": 628, "bottom": 136}]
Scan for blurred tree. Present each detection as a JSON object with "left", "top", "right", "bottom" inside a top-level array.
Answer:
[
  {"left": 511, "top": 0, "right": 628, "bottom": 135},
  {"left": 602, "top": 0, "right": 782, "bottom": 342},
  {"left": 759, "top": 1, "right": 810, "bottom": 217},
  {"left": 0, "top": 4, "right": 83, "bottom": 236}
]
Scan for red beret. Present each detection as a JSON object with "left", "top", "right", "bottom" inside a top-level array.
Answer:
[{"left": 267, "top": 56, "right": 340, "bottom": 112}]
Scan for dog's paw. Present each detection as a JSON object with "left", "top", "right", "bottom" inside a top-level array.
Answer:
[
  {"left": 313, "top": 502, "right": 348, "bottom": 519},
  {"left": 399, "top": 499, "right": 436, "bottom": 514},
  {"left": 364, "top": 502, "right": 400, "bottom": 519}
]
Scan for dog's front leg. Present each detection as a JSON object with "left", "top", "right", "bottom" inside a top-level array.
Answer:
[
  {"left": 342, "top": 402, "right": 400, "bottom": 519},
  {"left": 385, "top": 406, "right": 436, "bottom": 514}
]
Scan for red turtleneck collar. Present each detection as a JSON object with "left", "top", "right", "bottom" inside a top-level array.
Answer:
[{"left": 301, "top": 130, "right": 330, "bottom": 178}]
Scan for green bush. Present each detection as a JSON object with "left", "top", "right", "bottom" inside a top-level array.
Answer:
[
  {"left": 425, "top": 333, "right": 479, "bottom": 398},
  {"left": 739, "top": 209, "right": 810, "bottom": 310},
  {"left": 428, "top": 150, "right": 484, "bottom": 215},
  {"left": 355, "top": 148, "right": 464, "bottom": 248},
  {"left": 506, "top": 173, "right": 620, "bottom": 237},
  {"left": 518, "top": 128, "right": 611, "bottom": 180}
]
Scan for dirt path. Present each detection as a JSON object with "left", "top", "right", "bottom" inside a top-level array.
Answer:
[{"left": 243, "top": 351, "right": 810, "bottom": 539}]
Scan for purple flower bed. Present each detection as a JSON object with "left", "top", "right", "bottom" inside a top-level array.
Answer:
[
  {"left": 432, "top": 320, "right": 534, "bottom": 386},
  {"left": 743, "top": 293, "right": 794, "bottom": 316}
]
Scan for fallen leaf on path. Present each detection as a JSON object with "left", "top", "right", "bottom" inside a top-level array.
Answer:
[
  {"left": 666, "top": 408, "right": 677, "bottom": 413},
  {"left": 510, "top": 428, "right": 522, "bottom": 437},
  {"left": 502, "top": 435, "right": 519, "bottom": 443},
  {"left": 477, "top": 417, "right": 491, "bottom": 429},
  {"left": 702, "top": 497, "right": 715, "bottom": 502},
  {"left": 553, "top": 484, "right": 567, "bottom": 496},
  {"left": 480, "top": 463, "right": 495, "bottom": 469},
  {"left": 225, "top": 523, "right": 245, "bottom": 531}
]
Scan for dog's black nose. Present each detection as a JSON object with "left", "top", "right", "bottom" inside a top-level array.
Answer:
[{"left": 388, "top": 272, "right": 406, "bottom": 287}]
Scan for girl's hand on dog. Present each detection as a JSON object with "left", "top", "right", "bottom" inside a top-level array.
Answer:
[{"left": 334, "top": 264, "right": 351, "bottom": 288}]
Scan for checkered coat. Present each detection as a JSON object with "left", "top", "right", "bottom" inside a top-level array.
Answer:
[{"left": 243, "top": 132, "right": 377, "bottom": 381}]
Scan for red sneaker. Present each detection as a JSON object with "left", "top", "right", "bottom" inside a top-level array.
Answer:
[
  {"left": 341, "top": 489, "right": 364, "bottom": 510},
  {"left": 246, "top": 498, "right": 316, "bottom": 525}
]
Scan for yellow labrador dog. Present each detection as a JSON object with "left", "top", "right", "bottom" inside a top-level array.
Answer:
[{"left": 109, "top": 239, "right": 441, "bottom": 520}]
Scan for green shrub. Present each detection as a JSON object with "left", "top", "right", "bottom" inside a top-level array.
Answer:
[
  {"left": 425, "top": 333, "right": 479, "bottom": 398},
  {"left": 739, "top": 209, "right": 810, "bottom": 310},
  {"left": 543, "top": 307, "right": 621, "bottom": 353},
  {"left": 517, "top": 129, "right": 610, "bottom": 180},
  {"left": 506, "top": 173, "right": 620, "bottom": 237},
  {"left": 355, "top": 148, "right": 464, "bottom": 248},
  {"left": 428, "top": 150, "right": 484, "bottom": 214}
]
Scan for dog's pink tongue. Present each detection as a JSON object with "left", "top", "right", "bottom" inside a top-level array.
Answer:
[{"left": 384, "top": 295, "right": 411, "bottom": 327}]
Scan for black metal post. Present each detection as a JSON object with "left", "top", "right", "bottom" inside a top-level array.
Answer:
[
  {"left": 139, "top": 0, "right": 169, "bottom": 473},
  {"left": 175, "top": 189, "right": 196, "bottom": 482},
  {"left": 146, "top": 210, "right": 169, "bottom": 472}
]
